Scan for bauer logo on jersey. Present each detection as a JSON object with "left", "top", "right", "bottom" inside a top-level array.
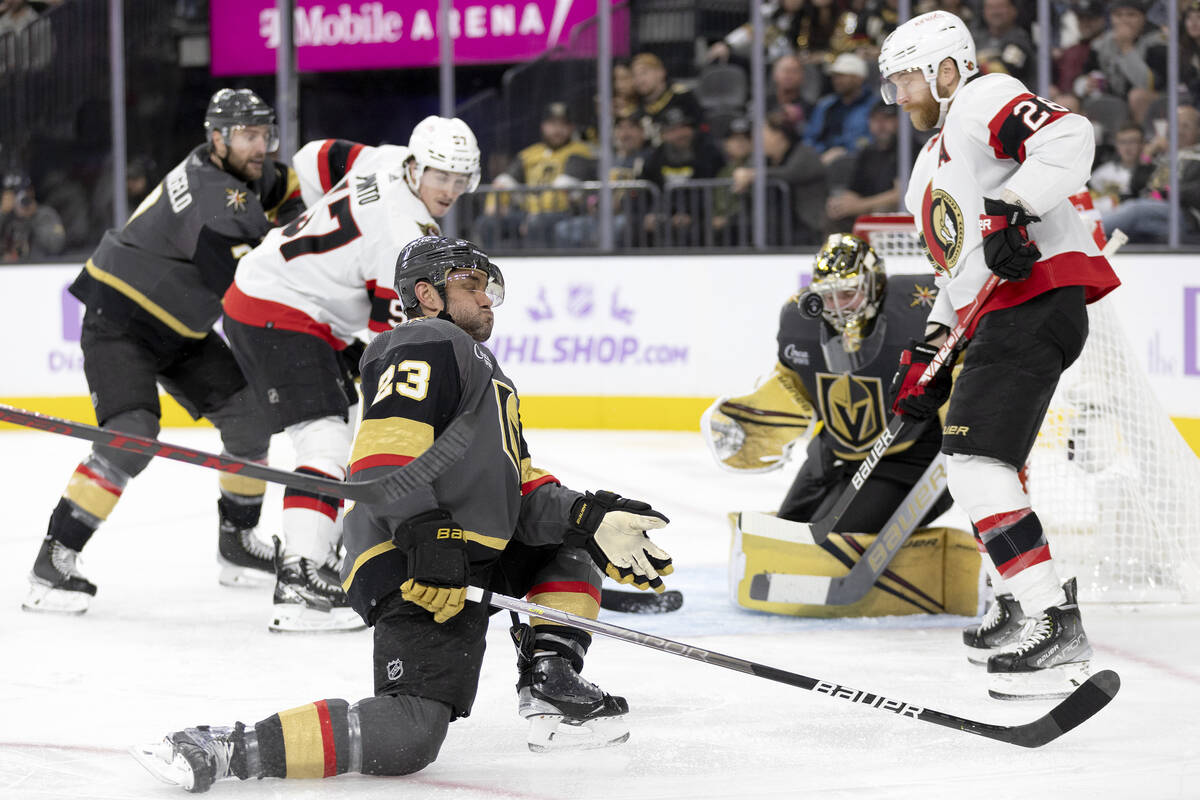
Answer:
[
  {"left": 224, "top": 187, "right": 247, "bottom": 212},
  {"left": 815, "top": 373, "right": 885, "bottom": 452},
  {"left": 386, "top": 658, "right": 404, "bottom": 681},
  {"left": 920, "top": 185, "right": 965, "bottom": 273}
]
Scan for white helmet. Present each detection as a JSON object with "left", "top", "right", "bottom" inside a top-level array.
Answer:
[
  {"left": 406, "top": 116, "right": 481, "bottom": 193},
  {"left": 878, "top": 11, "right": 978, "bottom": 128}
]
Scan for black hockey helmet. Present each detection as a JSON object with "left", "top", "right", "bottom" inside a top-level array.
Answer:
[
  {"left": 803, "top": 233, "right": 886, "bottom": 351},
  {"left": 395, "top": 235, "right": 505, "bottom": 312},
  {"left": 204, "top": 88, "right": 279, "bottom": 150}
]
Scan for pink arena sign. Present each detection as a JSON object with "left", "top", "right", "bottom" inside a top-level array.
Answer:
[{"left": 210, "top": 0, "right": 627, "bottom": 76}]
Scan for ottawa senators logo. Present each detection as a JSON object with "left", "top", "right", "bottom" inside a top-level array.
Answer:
[
  {"left": 815, "top": 373, "right": 886, "bottom": 452},
  {"left": 417, "top": 221, "right": 441, "bottom": 237},
  {"left": 920, "top": 184, "right": 965, "bottom": 274}
]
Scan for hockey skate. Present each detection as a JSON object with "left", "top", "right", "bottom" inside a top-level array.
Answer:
[
  {"left": 962, "top": 592, "right": 1026, "bottom": 666},
  {"left": 217, "top": 520, "right": 274, "bottom": 588},
  {"left": 22, "top": 535, "right": 97, "bottom": 614},
  {"left": 130, "top": 723, "right": 249, "bottom": 793},
  {"left": 270, "top": 538, "right": 365, "bottom": 633},
  {"left": 986, "top": 578, "right": 1093, "bottom": 701},
  {"left": 517, "top": 654, "right": 630, "bottom": 752}
]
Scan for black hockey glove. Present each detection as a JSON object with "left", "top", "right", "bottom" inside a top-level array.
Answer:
[
  {"left": 889, "top": 340, "right": 955, "bottom": 421},
  {"left": 979, "top": 197, "right": 1041, "bottom": 281},
  {"left": 567, "top": 490, "right": 673, "bottom": 593},
  {"left": 395, "top": 509, "right": 471, "bottom": 623}
]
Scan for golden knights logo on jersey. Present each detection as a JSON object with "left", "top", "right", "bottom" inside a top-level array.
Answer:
[
  {"left": 815, "top": 373, "right": 886, "bottom": 453},
  {"left": 493, "top": 379, "right": 522, "bottom": 476},
  {"left": 920, "top": 185, "right": 965, "bottom": 273}
]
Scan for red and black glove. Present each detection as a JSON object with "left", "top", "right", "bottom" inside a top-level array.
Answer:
[
  {"left": 979, "top": 197, "right": 1041, "bottom": 281},
  {"left": 889, "top": 340, "right": 955, "bottom": 421}
]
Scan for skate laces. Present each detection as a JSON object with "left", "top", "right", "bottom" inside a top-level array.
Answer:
[
  {"left": 980, "top": 596, "right": 1007, "bottom": 632},
  {"left": 239, "top": 530, "right": 274, "bottom": 561},
  {"left": 302, "top": 559, "right": 345, "bottom": 595},
  {"left": 1010, "top": 614, "right": 1054, "bottom": 656},
  {"left": 49, "top": 540, "right": 85, "bottom": 579}
]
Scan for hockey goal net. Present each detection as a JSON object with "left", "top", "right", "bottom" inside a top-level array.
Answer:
[{"left": 853, "top": 213, "right": 1200, "bottom": 602}]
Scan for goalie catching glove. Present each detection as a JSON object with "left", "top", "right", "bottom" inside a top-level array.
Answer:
[
  {"left": 568, "top": 491, "right": 673, "bottom": 592},
  {"left": 396, "top": 509, "right": 471, "bottom": 623},
  {"left": 701, "top": 364, "right": 813, "bottom": 473}
]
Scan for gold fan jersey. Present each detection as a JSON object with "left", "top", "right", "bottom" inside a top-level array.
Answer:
[
  {"left": 70, "top": 145, "right": 302, "bottom": 341},
  {"left": 223, "top": 144, "right": 438, "bottom": 350},
  {"left": 341, "top": 316, "right": 582, "bottom": 622},
  {"left": 904, "top": 73, "right": 1120, "bottom": 335}
]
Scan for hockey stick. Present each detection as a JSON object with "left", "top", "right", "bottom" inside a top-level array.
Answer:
[
  {"left": 600, "top": 588, "right": 684, "bottom": 614},
  {"left": 809, "top": 274, "right": 1001, "bottom": 542},
  {"left": 746, "top": 454, "right": 949, "bottom": 606},
  {"left": 468, "top": 586, "right": 1119, "bottom": 747},
  {"left": 0, "top": 403, "right": 474, "bottom": 504}
]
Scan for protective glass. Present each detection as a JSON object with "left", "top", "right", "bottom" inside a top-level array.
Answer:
[
  {"left": 421, "top": 167, "right": 477, "bottom": 194},
  {"left": 880, "top": 68, "right": 924, "bottom": 104},
  {"left": 446, "top": 264, "right": 505, "bottom": 307},
  {"left": 229, "top": 124, "right": 280, "bottom": 152}
]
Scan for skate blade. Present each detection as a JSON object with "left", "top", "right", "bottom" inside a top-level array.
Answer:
[
  {"left": 987, "top": 661, "right": 1092, "bottom": 701},
  {"left": 128, "top": 742, "right": 197, "bottom": 790},
  {"left": 269, "top": 603, "right": 365, "bottom": 633},
  {"left": 21, "top": 583, "right": 90, "bottom": 615},
  {"left": 218, "top": 564, "right": 274, "bottom": 588},
  {"left": 525, "top": 714, "right": 631, "bottom": 753}
]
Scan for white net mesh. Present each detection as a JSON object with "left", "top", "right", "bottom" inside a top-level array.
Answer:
[{"left": 854, "top": 215, "right": 1200, "bottom": 603}]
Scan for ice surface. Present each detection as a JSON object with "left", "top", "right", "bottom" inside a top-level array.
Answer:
[{"left": 1, "top": 427, "right": 1197, "bottom": 799}]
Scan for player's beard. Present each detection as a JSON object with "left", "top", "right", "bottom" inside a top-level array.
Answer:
[
  {"left": 450, "top": 305, "right": 494, "bottom": 343},
  {"left": 904, "top": 93, "right": 942, "bottom": 132},
  {"left": 225, "top": 151, "right": 265, "bottom": 183}
]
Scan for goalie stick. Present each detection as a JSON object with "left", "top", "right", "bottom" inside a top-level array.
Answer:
[
  {"left": 744, "top": 454, "right": 949, "bottom": 606},
  {"left": 0, "top": 403, "right": 475, "bottom": 504},
  {"left": 468, "top": 586, "right": 1119, "bottom": 747}
]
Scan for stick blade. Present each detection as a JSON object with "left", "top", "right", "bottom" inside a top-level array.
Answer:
[
  {"left": 1001, "top": 669, "right": 1121, "bottom": 748},
  {"left": 369, "top": 411, "right": 477, "bottom": 502}
]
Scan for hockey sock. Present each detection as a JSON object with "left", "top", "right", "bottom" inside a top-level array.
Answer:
[
  {"left": 971, "top": 522, "right": 1009, "bottom": 596},
  {"left": 51, "top": 454, "right": 133, "bottom": 550},
  {"left": 977, "top": 509, "right": 1066, "bottom": 615},
  {"left": 281, "top": 466, "right": 345, "bottom": 562},
  {"left": 217, "top": 450, "right": 268, "bottom": 514},
  {"left": 253, "top": 699, "right": 353, "bottom": 779},
  {"left": 526, "top": 581, "right": 602, "bottom": 672}
]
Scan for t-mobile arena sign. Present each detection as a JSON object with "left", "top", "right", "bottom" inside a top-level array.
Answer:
[{"left": 210, "top": 0, "right": 627, "bottom": 76}]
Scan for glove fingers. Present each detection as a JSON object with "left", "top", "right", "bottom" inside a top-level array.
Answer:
[{"left": 432, "top": 587, "right": 467, "bottom": 623}]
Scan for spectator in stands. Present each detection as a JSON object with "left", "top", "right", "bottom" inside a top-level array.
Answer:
[
  {"left": 1101, "top": 105, "right": 1200, "bottom": 243},
  {"left": 706, "top": 0, "right": 808, "bottom": 66},
  {"left": 552, "top": 114, "right": 651, "bottom": 248},
  {"left": 631, "top": 52, "right": 706, "bottom": 148},
  {"left": 973, "top": 0, "right": 1037, "bottom": 86},
  {"left": 712, "top": 117, "right": 755, "bottom": 244},
  {"left": 478, "top": 102, "right": 594, "bottom": 250},
  {"left": 613, "top": 60, "right": 639, "bottom": 120},
  {"left": 0, "top": 0, "right": 54, "bottom": 70},
  {"left": 1089, "top": 121, "right": 1154, "bottom": 210},
  {"left": 0, "top": 171, "right": 65, "bottom": 261},
  {"left": 88, "top": 155, "right": 158, "bottom": 248},
  {"left": 849, "top": 0, "right": 901, "bottom": 62},
  {"left": 1077, "top": 0, "right": 1167, "bottom": 127},
  {"left": 1054, "top": 0, "right": 1108, "bottom": 94},
  {"left": 0, "top": 0, "right": 39, "bottom": 34},
  {"left": 802, "top": 53, "right": 877, "bottom": 167},
  {"left": 767, "top": 54, "right": 811, "bottom": 138},
  {"left": 641, "top": 106, "right": 726, "bottom": 245},
  {"left": 731, "top": 110, "right": 827, "bottom": 245},
  {"left": 825, "top": 103, "right": 901, "bottom": 233},
  {"left": 1182, "top": 0, "right": 1200, "bottom": 102}
]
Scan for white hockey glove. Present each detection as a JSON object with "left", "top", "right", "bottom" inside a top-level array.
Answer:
[
  {"left": 568, "top": 491, "right": 673, "bottom": 592},
  {"left": 701, "top": 364, "right": 813, "bottom": 473}
]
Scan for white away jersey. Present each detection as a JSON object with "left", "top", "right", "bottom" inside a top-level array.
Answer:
[
  {"left": 291, "top": 139, "right": 410, "bottom": 207},
  {"left": 224, "top": 147, "right": 440, "bottom": 349},
  {"left": 903, "top": 73, "right": 1118, "bottom": 332}
]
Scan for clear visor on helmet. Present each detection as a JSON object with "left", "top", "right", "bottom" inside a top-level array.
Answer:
[
  {"left": 445, "top": 264, "right": 505, "bottom": 307},
  {"left": 227, "top": 123, "right": 280, "bottom": 152},
  {"left": 421, "top": 167, "right": 478, "bottom": 195},
  {"left": 879, "top": 67, "right": 925, "bottom": 105}
]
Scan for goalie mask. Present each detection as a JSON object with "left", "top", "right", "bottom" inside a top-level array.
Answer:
[
  {"left": 405, "top": 116, "right": 481, "bottom": 195},
  {"left": 878, "top": 10, "right": 978, "bottom": 129},
  {"left": 204, "top": 88, "right": 279, "bottom": 151},
  {"left": 806, "top": 234, "right": 886, "bottom": 354},
  {"left": 394, "top": 235, "right": 504, "bottom": 313}
]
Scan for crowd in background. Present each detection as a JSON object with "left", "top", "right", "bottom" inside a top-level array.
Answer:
[{"left": 2, "top": 0, "right": 1199, "bottom": 260}]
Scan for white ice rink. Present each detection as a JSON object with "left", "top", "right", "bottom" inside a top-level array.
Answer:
[{"left": 2, "top": 426, "right": 1198, "bottom": 799}]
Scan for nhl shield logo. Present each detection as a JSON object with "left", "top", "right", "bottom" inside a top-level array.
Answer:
[{"left": 386, "top": 658, "right": 404, "bottom": 681}]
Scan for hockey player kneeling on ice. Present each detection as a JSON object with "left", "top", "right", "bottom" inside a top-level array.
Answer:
[
  {"left": 223, "top": 116, "right": 485, "bottom": 632},
  {"left": 22, "top": 89, "right": 305, "bottom": 614},
  {"left": 703, "top": 234, "right": 977, "bottom": 616},
  {"left": 877, "top": 11, "right": 1120, "bottom": 698},
  {"left": 131, "top": 236, "right": 674, "bottom": 792}
]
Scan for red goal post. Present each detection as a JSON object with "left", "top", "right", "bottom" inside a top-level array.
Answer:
[{"left": 850, "top": 213, "right": 924, "bottom": 259}]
